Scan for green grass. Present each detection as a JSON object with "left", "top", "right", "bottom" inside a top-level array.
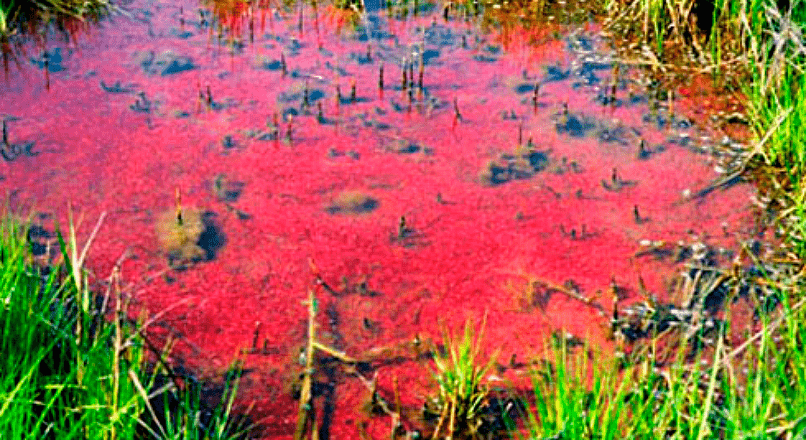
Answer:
[
  {"left": 0, "top": 214, "right": 250, "bottom": 439},
  {"left": 513, "top": 293, "right": 806, "bottom": 438},
  {"left": 604, "top": 0, "right": 806, "bottom": 257},
  {"left": 427, "top": 317, "right": 498, "bottom": 440},
  {"left": 509, "top": 3, "right": 806, "bottom": 433},
  {"left": 737, "top": 0, "right": 806, "bottom": 257},
  {"left": 0, "top": 0, "right": 112, "bottom": 41}
]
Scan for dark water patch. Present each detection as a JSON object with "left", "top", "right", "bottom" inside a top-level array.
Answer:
[
  {"left": 667, "top": 133, "right": 693, "bottom": 147},
  {"left": 283, "top": 38, "right": 304, "bottom": 55},
  {"left": 364, "top": 0, "right": 384, "bottom": 12},
  {"left": 473, "top": 44, "right": 501, "bottom": 63},
  {"left": 473, "top": 54, "right": 498, "bottom": 63},
  {"left": 595, "top": 123, "right": 633, "bottom": 145},
  {"left": 203, "top": 95, "right": 238, "bottom": 112},
  {"left": 543, "top": 64, "right": 570, "bottom": 82},
  {"left": 421, "top": 48, "right": 440, "bottom": 64},
  {"left": 384, "top": 138, "right": 433, "bottom": 155},
  {"left": 211, "top": 174, "right": 245, "bottom": 202},
  {"left": 277, "top": 85, "right": 326, "bottom": 105},
  {"left": 0, "top": 142, "right": 38, "bottom": 162},
  {"left": 197, "top": 212, "right": 226, "bottom": 262},
  {"left": 424, "top": 25, "right": 460, "bottom": 48},
  {"left": 596, "top": 89, "right": 649, "bottom": 107},
  {"left": 170, "top": 28, "right": 195, "bottom": 39},
  {"left": 501, "top": 109, "right": 519, "bottom": 120},
  {"left": 326, "top": 191, "right": 379, "bottom": 214},
  {"left": 255, "top": 56, "right": 282, "bottom": 71},
  {"left": 568, "top": 34, "right": 595, "bottom": 52},
  {"left": 352, "top": 16, "right": 397, "bottom": 42},
  {"left": 336, "top": 94, "right": 371, "bottom": 106},
  {"left": 327, "top": 148, "right": 361, "bottom": 160},
  {"left": 100, "top": 80, "right": 136, "bottom": 93},
  {"left": 130, "top": 92, "right": 155, "bottom": 114},
  {"left": 555, "top": 113, "right": 596, "bottom": 137},
  {"left": 362, "top": 117, "right": 391, "bottom": 130},
  {"left": 324, "top": 60, "right": 351, "bottom": 76},
  {"left": 350, "top": 50, "right": 374, "bottom": 65},
  {"left": 30, "top": 48, "right": 67, "bottom": 72},
  {"left": 221, "top": 134, "right": 239, "bottom": 151},
  {"left": 479, "top": 145, "right": 550, "bottom": 186},
  {"left": 135, "top": 50, "right": 196, "bottom": 76},
  {"left": 580, "top": 60, "right": 612, "bottom": 72},
  {"left": 571, "top": 69, "right": 600, "bottom": 87},
  {"left": 513, "top": 82, "right": 537, "bottom": 95},
  {"left": 636, "top": 140, "right": 666, "bottom": 160},
  {"left": 280, "top": 106, "right": 299, "bottom": 120},
  {"left": 549, "top": 157, "right": 583, "bottom": 175}
]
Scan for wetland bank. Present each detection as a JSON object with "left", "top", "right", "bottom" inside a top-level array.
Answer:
[{"left": 1, "top": 0, "right": 805, "bottom": 437}]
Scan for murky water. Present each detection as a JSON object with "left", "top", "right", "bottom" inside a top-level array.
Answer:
[{"left": 0, "top": 0, "right": 757, "bottom": 437}]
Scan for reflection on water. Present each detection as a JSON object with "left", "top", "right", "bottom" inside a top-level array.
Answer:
[{"left": 0, "top": 0, "right": 756, "bottom": 436}]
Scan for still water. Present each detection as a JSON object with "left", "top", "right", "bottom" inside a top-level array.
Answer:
[{"left": 0, "top": 0, "right": 756, "bottom": 436}]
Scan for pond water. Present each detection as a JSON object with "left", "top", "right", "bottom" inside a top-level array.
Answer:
[{"left": 0, "top": 0, "right": 758, "bottom": 437}]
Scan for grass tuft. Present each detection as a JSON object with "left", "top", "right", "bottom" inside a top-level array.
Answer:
[
  {"left": 0, "top": 212, "right": 250, "bottom": 439},
  {"left": 426, "top": 316, "right": 498, "bottom": 440}
]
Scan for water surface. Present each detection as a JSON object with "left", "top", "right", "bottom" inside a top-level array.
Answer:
[{"left": 0, "top": 1, "right": 757, "bottom": 436}]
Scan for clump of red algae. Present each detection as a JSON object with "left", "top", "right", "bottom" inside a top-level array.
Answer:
[{"left": 0, "top": 0, "right": 763, "bottom": 437}]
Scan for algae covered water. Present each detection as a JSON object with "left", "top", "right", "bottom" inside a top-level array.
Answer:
[{"left": 0, "top": 0, "right": 757, "bottom": 436}]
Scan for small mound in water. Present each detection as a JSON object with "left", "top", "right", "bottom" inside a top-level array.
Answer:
[
  {"left": 478, "top": 144, "right": 550, "bottom": 186},
  {"left": 155, "top": 208, "right": 223, "bottom": 269},
  {"left": 326, "top": 191, "right": 379, "bottom": 214}
]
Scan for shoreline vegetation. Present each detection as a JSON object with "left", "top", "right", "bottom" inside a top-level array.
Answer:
[
  {"left": 0, "top": 214, "right": 251, "bottom": 439},
  {"left": 1, "top": 0, "right": 805, "bottom": 437},
  {"left": 0, "top": 0, "right": 112, "bottom": 61}
]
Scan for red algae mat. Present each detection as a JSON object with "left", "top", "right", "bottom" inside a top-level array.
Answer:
[{"left": 0, "top": 1, "right": 758, "bottom": 437}]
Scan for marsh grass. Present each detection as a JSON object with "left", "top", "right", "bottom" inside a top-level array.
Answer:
[
  {"left": 0, "top": 0, "right": 111, "bottom": 36},
  {"left": 737, "top": 0, "right": 806, "bottom": 257},
  {"left": 0, "top": 0, "right": 113, "bottom": 73},
  {"left": 514, "top": 291, "right": 806, "bottom": 438},
  {"left": 426, "top": 317, "right": 499, "bottom": 440},
  {"left": 0, "top": 213, "right": 250, "bottom": 439},
  {"left": 604, "top": 0, "right": 806, "bottom": 255}
]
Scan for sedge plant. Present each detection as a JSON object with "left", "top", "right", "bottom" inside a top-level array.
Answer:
[
  {"left": 513, "top": 286, "right": 806, "bottom": 438},
  {"left": 428, "top": 316, "right": 499, "bottom": 440}
]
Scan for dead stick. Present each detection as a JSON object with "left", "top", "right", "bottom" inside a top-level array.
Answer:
[{"left": 293, "top": 289, "right": 317, "bottom": 440}]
